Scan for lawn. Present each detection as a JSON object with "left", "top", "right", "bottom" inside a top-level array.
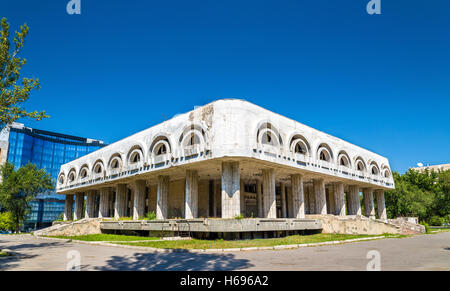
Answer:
[
  {"left": 114, "top": 233, "right": 386, "bottom": 250},
  {"left": 47, "top": 233, "right": 160, "bottom": 242}
]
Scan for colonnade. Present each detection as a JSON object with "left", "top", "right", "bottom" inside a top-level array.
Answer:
[{"left": 63, "top": 161, "right": 387, "bottom": 221}]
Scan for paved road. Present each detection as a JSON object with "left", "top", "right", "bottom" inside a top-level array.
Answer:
[{"left": 1, "top": 232, "right": 449, "bottom": 270}]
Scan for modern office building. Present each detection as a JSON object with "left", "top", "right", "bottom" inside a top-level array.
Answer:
[{"left": 0, "top": 122, "right": 106, "bottom": 230}]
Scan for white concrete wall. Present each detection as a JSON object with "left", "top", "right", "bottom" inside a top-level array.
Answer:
[{"left": 57, "top": 99, "right": 394, "bottom": 193}]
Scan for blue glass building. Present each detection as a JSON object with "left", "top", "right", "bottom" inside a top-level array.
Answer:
[{"left": 0, "top": 123, "right": 106, "bottom": 230}]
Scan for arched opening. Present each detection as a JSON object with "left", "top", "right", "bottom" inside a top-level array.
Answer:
[
  {"left": 80, "top": 168, "right": 88, "bottom": 179},
  {"left": 256, "top": 123, "right": 282, "bottom": 149},
  {"left": 68, "top": 170, "right": 76, "bottom": 183},
  {"left": 338, "top": 151, "right": 351, "bottom": 167},
  {"left": 355, "top": 158, "right": 366, "bottom": 173},
  {"left": 317, "top": 144, "right": 333, "bottom": 163},
  {"left": 58, "top": 174, "right": 65, "bottom": 185},
  {"left": 93, "top": 163, "right": 103, "bottom": 174},
  {"left": 289, "top": 134, "right": 311, "bottom": 157}
]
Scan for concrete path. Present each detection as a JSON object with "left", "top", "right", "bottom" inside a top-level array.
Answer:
[{"left": 1, "top": 232, "right": 449, "bottom": 270}]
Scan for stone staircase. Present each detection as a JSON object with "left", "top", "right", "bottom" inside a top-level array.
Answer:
[{"left": 33, "top": 218, "right": 102, "bottom": 237}]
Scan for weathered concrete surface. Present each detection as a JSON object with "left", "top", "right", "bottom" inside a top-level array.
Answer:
[
  {"left": 33, "top": 218, "right": 102, "bottom": 237},
  {"left": 100, "top": 218, "right": 322, "bottom": 233},
  {"left": 307, "top": 214, "right": 401, "bottom": 235},
  {"left": 1, "top": 232, "right": 449, "bottom": 270},
  {"left": 388, "top": 218, "right": 426, "bottom": 235}
]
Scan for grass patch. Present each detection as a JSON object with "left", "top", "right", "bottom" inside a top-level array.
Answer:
[
  {"left": 0, "top": 251, "right": 10, "bottom": 257},
  {"left": 115, "top": 233, "right": 385, "bottom": 250},
  {"left": 46, "top": 233, "right": 160, "bottom": 242}
]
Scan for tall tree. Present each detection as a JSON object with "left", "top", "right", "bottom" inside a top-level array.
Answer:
[
  {"left": 0, "top": 162, "right": 53, "bottom": 232},
  {"left": 0, "top": 17, "right": 48, "bottom": 128}
]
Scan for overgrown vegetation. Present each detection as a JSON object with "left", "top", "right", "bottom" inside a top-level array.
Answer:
[
  {"left": 385, "top": 169, "right": 450, "bottom": 225},
  {"left": 145, "top": 211, "right": 156, "bottom": 220}
]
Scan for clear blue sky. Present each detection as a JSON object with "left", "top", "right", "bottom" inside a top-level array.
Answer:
[{"left": 2, "top": 0, "right": 449, "bottom": 173}]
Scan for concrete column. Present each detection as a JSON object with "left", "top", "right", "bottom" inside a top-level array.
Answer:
[
  {"left": 133, "top": 180, "right": 146, "bottom": 220},
  {"left": 99, "top": 188, "right": 111, "bottom": 218},
  {"left": 185, "top": 170, "right": 198, "bottom": 219},
  {"left": 114, "top": 184, "right": 128, "bottom": 219},
  {"left": 308, "top": 184, "right": 315, "bottom": 214},
  {"left": 280, "top": 182, "right": 287, "bottom": 218},
  {"left": 85, "top": 190, "right": 96, "bottom": 218},
  {"left": 363, "top": 188, "right": 376, "bottom": 219},
  {"left": 74, "top": 193, "right": 84, "bottom": 220},
  {"left": 262, "top": 168, "right": 276, "bottom": 218},
  {"left": 304, "top": 185, "right": 309, "bottom": 214},
  {"left": 333, "top": 182, "right": 346, "bottom": 216},
  {"left": 291, "top": 174, "right": 305, "bottom": 218},
  {"left": 240, "top": 180, "right": 245, "bottom": 216},
  {"left": 256, "top": 180, "right": 263, "bottom": 218},
  {"left": 348, "top": 185, "right": 361, "bottom": 215},
  {"left": 214, "top": 180, "right": 221, "bottom": 217},
  {"left": 327, "top": 186, "right": 336, "bottom": 215},
  {"left": 64, "top": 194, "right": 73, "bottom": 221},
  {"left": 313, "top": 178, "right": 327, "bottom": 214},
  {"left": 376, "top": 189, "right": 387, "bottom": 220},
  {"left": 221, "top": 162, "right": 240, "bottom": 218},
  {"left": 156, "top": 175, "right": 169, "bottom": 219},
  {"left": 286, "top": 185, "right": 293, "bottom": 217}
]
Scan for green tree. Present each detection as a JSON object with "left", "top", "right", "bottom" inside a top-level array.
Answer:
[
  {"left": 385, "top": 169, "right": 449, "bottom": 224},
  {"left": 0, "top": 211, "right": 15, "bottom": 231},
  {"left": 0, "top": 162, "right": 53, "bottom": 232},
  {"left": 1, "top": 17, "right": 48, "bottom": 128}
]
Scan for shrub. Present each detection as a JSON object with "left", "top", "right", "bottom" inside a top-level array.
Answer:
[{"left": 146, "top": 211, "right": 157, "bottom": 220}]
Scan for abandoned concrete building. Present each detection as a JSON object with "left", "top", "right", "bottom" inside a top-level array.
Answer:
[{"left": 56, "top": 99, "right": 395, "bottom": 237}]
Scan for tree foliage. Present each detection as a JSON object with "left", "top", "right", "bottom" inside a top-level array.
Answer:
[
  {"left": 0, "top": 162, "right": 53, "bottom": 232},
  {"left": 0, "top": 17, "right": 48, "bottom": 128},
  {"left": 385, "top": 169, "right": 450, "bottom": 225},
  {"left": 0, "top": 211, "right": 15, "bottom": 231}
]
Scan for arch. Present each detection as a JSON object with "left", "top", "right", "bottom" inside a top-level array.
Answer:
[
  {"left": 354, "top": 156, "right": 367, "bottom": 173},
  {"left": 67, "top": 168, "right": 77, "bottom": 183},
  {"left": 58, "top": 173, "right": 65, "bottom": 186},
  {"left": 289, "top": 134, "right": 311, "bottom": 156},
  {"left": 92, "top": 159, "right": 105, "bottom": 175},
  {"left": 337, "top": 150, "right": 351, "bottom": 167},
  {"left": 369, "top": 161, "right": 380, "bottom": 176},
  {"left": 179, "top": 123, "right": 208, "bottom": 154},
  {"left": 381, "top": 164, "right": 391, "bottom": 178},
  {"left": 108, "top": 153, "right": 123, "bottom": 171},
  {"left": 150, "top": 135, "right": 172, "bottom": 163},
  {"left": 79, "top": 164, "right": 90, "bottom": 180},
  {"left": 127, "top": 145, "right": 144, "bottom": 167},
  {"left": 256, "top": 122, "right": 283, "bottom": 147},
  {"left": 316, "top": 143, "right": 333, "bottom": 162}
]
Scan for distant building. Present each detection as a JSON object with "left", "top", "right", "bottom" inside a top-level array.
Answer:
[
  {"left": 0, "top": 123, "right": 106, "bottom": 230},
  {"left": 411, "top": 163, "right": 450, "bottom": 173}
]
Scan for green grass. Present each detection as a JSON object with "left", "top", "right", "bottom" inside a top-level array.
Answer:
[
  {"left": 115, "top": 233, "right": 386, "bottom": 250},
  {"left": 47, "top": 233, "right": 160, "bottom": 242},
  {"left": 0, "top": 251, "right": 10, "bottom": 257}
]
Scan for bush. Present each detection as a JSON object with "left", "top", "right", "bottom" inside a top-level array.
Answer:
[
  {"left": 146, "top": 211, "right": 157, "bottom": 220},
  {"left": 0, "top": 212, "right": 15, "bottom": 231},
  {"left": 428, "top": 216, "right": 443, "bottom": 226},
  {"left": 420, "top": 221, "right": 430, "bottom": 233}
]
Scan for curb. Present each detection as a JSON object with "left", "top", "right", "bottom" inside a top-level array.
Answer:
[{"left": 33, "top": 234, "right": 386, "bottom": 253}]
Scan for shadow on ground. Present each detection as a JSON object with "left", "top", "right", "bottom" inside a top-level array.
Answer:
[{"left": 94, "top": 251, "right": 253, "bottom": 271}]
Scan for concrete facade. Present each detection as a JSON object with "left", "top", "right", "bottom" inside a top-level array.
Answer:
[{"left": 57, "top": 99, "right": 394, "bottom": 223}]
